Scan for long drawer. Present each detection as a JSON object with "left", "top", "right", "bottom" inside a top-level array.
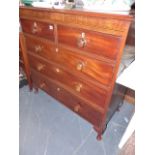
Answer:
[
  {"left": 28, "top": 53, "right": 107, "bottom": 108},
  {"left": 25, "top": 34, "right": 114, "bottom": 87},
  {"left": 31, "top": 69, "right": 104, "bottom": 127},
  {"left": 57, "top": 25, "right": 122, "bottom": 60}
]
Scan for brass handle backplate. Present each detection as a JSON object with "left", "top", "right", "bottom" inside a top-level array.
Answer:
[
  {"left": 76, "top": 62, "right": 85, "bottom": 71},
  {"left": 32, "top": 22, "right": 41, "bottom": 34},
  {"left": 75, "top": 83, "right": 83, "bottom": 92},
  {"left": 35, "top": 45, "right": 43, "bottom": 53},
  {"left": 32, "top": 22, "right": 38, "bottom": 34},
  {"left": 77, "top": 32, "right": 87, "bottom": 48},
  {"left": 74, "top": 104, "right": 81, "bottom": 112},
  {"left": 32, "top": 27, "right": 38, "bottom": 34},
  {"left": 37, "top": 64, "right": 45, "bottom": 71}
]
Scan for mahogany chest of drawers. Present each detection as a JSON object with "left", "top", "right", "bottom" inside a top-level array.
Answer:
[{"left": 19, "top": 6, "right": 132, "bottom": 140}]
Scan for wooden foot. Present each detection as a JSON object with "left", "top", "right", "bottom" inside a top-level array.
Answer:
[
  {"left": 97, "top": 134, "right": 102, "bottom": 141},
  {"left": 93, "top": 126, "right": 103, "bottom": 141},
  {"left": 34, "top": 87, "right": 39, "bottom": 93},
  {"left": 29, "top": 85, "right": 33, "bottom": 92}
]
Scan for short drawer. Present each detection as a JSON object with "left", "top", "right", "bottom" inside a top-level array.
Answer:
[
  {"left": 25, "top": 34, "right": 56, "bottom": 56},
  {"left": 28, "top": 54, "right": 107, "bottom": 108},
  {"left": 57, "top": 25, "right": 122, "bottom": 60},
  {"left": 25, "top": 34, "right": 114, "bottom": 86},
  {"left": 31, "top": 69, "right": 104, "bottom": 127},
  {"left": 20, "top": 19, "right": 55, "bottom": 40}
]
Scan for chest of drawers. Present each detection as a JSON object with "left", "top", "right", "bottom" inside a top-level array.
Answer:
[{"left": 19, "top": 6, "right": 132, "bottom": 140}]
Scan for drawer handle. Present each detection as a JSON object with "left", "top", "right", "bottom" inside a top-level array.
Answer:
[
  {"left": 57, "top": 87, "right": 60, "bottom": 91},
  {"left": 77, "top": 32, "right": 87, "bottom": 48},
  {"left": 49, "top": 25, "right": 53, "bottom": 30},
  {"left": 74, "top": 104, "right": 81, "bottom": 112},
  {"left": 35, "top": 45, "right": 43, "bottom": 53},
  {"left": 32, "top": 22, "right": 38, "bottom": 34},
  {"left": 40, "top": 82, "right": 46, "bottom": 89},
  {"left": 32, "top": 27, "right": 38, "bottom": 34},
  {"left": 75, "top": 83, "right": 83, "bottom": 92},
  {"left": 37, "top": 64, "right": 45, "bottom": 71},
  {"left": 55, "top": 68, "right": 60, "bottom": 73},
  {"left": 32, "top": 22, "right": 41, "bottom": 34},
  {"left": 55, "top": 48, "right": 59, "bottom": 53},
  {"left": 76, "top": 62, "right": 85, "bottom": 71}
]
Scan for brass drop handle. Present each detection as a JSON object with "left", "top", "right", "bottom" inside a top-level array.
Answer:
[
  {"left": 75, "top": 83, "right": 83, "bottom": 92},
  {"left": 35, "top": 45, "right": 43, "bottom": 53},
  {"left": 74, "top": 104, "right": 81, "bottom": 112},
  {"left": 76, "top": 62, "right": 85, "bottom": 71},
  {"left": 77, "top": 32, "right": 87, "bottom": 48},
  {"left": 37, "top": 64, "right": 45, "bottom": 71},
  {"left": 32, "top": 22, "right": 41, "bottom": 34},
  {"left": 40, "top": 82, "right": 46, "bottom": 89},
  {"left": 32, "top": 27, "right": 38, "bottom": 34},
  {"left": 32, "top": 22, "right": 38, "bottom": 34}
]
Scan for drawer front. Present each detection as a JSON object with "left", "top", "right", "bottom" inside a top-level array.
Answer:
[
  {"left": 57, "top": 46, "right": 114, "bottom": 86},
  {"left": 28, "top": 54, "right": 107, "bottom": 108},
  {"left": 25, "top": 34, "right": 56, "bottom": 56},
  {"left": 31, "top": 69, "right": 103, "bottom": 127},
  {"left": 25, "top": 34, "right": 114, "bottom": 86},
  {"left": 20, "top": 19, "right": 55, "bottom": 40},
  {"left": 58, "top": 25, "right": 122, "bottom": 60}
]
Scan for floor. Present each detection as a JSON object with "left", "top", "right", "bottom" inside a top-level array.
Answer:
[{"left": 19, "top": 86, "right": 134, "bottom": 155}]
